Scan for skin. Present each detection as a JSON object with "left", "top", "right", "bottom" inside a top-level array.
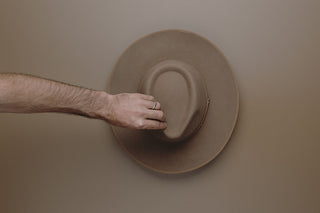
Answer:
[{"left": 0, "top": 73, "right": 167, "bottom": 130}]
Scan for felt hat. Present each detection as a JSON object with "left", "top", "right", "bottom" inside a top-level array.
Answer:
[{"left": 108, "top": 29, "right": 239, "bottom": 174}]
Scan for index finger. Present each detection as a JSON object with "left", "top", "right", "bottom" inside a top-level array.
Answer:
[{"left": 135, "top": 93, "right": 154, "bottom": 101}]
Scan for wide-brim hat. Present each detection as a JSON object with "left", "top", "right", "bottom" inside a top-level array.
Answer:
[{"left": 108, "top": 29, "right": 239, "bottom": 174}]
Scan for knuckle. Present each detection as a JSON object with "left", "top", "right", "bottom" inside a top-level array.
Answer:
[{"left": 136, "top": 119, "right": 145, "bottom": 129}]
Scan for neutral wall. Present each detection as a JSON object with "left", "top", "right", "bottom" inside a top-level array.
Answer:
[{"left": 0, "top": 0, "right": 319, "bottom": 212}]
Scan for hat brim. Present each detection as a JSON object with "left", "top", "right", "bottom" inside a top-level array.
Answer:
[{"left": 108, "top": 29, "right": 239, "bottom": 174}]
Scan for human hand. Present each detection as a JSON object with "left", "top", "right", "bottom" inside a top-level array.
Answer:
[
  {"left": 0, "top": 73, "right": 166, "bottom": 130},
  {"left": 98, "top": 92, "right": 167, "bottom": 130}
]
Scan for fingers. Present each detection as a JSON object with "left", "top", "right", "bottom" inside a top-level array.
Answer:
[
  {"left": 142, "top": 100, "right": 161, "bottom": 110},
  {"left": 134, "top": 93, "right": 161, "bottom": 110},
  {"left": 110, "top": 92, "right": 167, "bottom": 130},
  {"left": 139, "top": 98, "right": 166, "bottom": 129},
  {"left": 140, "top": 120, "right": 167, "bottom": 130},
  {"left": 134, "top": 93, "right": 154, "bottom": 101},
  {"left": 145, "top": 110, "right": 166, "bottom": 121},
  {"left": 138, "top": 96, "right": 165, "bottom": 122}
]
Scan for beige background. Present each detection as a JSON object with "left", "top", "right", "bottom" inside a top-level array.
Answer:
[{"left": 0, "top": 0, "right": 319, "bottom": 212}]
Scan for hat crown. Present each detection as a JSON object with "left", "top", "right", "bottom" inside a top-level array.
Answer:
[
  {"left": 110, "top": 30, "right": 239, "bottom": 173},
  {"left": 139, "top": 60, "right": 209, "bottom": 142}
]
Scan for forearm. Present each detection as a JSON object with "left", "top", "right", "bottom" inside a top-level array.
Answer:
[
  {"left": 0, "top": 73, "right": 108, "bottom": 118},
  {"left": 0, "top": 73, "right": 166, "bottom": 129}
]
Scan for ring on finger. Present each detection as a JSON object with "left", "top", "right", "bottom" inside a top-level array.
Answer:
[{"left": 152, "top": 101, "right": 157, "bottom": 110}]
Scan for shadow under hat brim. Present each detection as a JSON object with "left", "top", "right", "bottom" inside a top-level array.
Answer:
[{"left": 108, "top": 29, "right": 239, "bottom": 174}]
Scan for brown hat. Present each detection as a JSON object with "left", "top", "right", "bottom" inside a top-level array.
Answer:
[{"left": 108, "top": 29, "right": 239, "bottom": 174}]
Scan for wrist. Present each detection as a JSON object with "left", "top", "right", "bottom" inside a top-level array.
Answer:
[{"left": 87, "top": 91, "right": 114, "bottom": 121}]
